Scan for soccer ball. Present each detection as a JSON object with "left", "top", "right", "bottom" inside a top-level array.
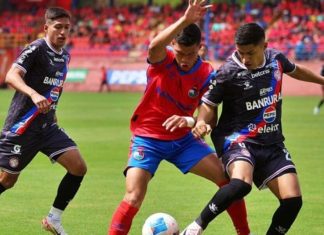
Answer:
[{"left": 142, "top": 212, "right": 179, "bottom": 235}]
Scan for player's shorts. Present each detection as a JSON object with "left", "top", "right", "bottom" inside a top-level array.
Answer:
[
  {"left": 125, "top": 132, "right": 215, "bottom": 176},
  {"left": 0, "top": 123, "right": 77, "bottom": 174},
  {"left": 221, "top": 142, "right": 296, "bottom": 189}
]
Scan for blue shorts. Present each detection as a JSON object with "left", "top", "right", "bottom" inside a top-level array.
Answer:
[
  {"left": 0, "top": 123, "right": 77, "bottom": 174},
  {"left": 221, "top": 142, "right": 296, "bottom": 189},
  {"left": 125, "top": 133, "right": 215, "bottom": 175}
]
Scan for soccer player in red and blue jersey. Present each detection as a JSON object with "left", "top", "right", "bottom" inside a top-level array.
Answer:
[
  {"left": 108, "top": 1, "right": 250, "bottom": 235},
  {"left": 0, "top": 7, "right": 87, "bottom": 235},
  {"left": 182, "top": 23, "right": 324, "bottom": 235}
]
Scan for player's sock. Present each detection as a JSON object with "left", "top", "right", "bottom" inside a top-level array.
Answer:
[
  {"left": 318, "top": 99, "right": 324, "bottom": 108},
  {"left": 109, "top": 200, "right": 139, "bottom": 235},
  {"left": 53, "top": 172, "right": 84, "bottom": 210},
  {"left": 227, "top": 199, "right": 250, "bottom": 235},
  {"left": 217, "top": 181, "right": 250, "bottom": 235},
  {"left": 47, "top": 206, "right": 63, "bottom": 221},
  {"left": 266, "top": 196, "right": 302, "bottom": 235},
  {"left": 196, "top": 179, "right": 252, "bottom": 230},
  {"left": 0, "top": 183, "right": 6, "bottom": 194}
]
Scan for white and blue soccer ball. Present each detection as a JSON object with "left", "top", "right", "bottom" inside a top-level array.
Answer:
[{"left": 142, "top": 212, "right": 179, "bottom": 235}]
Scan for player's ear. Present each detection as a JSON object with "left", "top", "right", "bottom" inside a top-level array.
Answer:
[
  {"left": 44, "top": 24, "right": 48, "bottom": 33},
  {"left": 264, "top": 42, "right": 268, "bottom": 49}
]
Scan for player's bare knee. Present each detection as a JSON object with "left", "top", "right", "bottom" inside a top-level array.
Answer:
[
  {"left": 125, "top": 190, "right": 145, "bottom": 207},
  {"left": 68, "top": 161, "right": 87, "bottom": 176},
  {"left": 0, "top": 175, "right": 18, "bottom": 189}
]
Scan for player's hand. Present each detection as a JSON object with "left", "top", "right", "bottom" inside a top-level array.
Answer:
[
  {"left": 192, "top": 120, "right": 211, "bottom": 138},
  {"left": 183, "top": 0, "right": 212, "bottom": 23},
  {"left": 30, "top": 92, "right": 51, "bottom": 114},
  {"left": 162, "top": 115, "right": 193, "bottom": 132}
]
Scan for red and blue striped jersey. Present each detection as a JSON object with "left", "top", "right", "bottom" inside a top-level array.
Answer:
[{"left": 131, "top": 49, "right": 215, "bottom": 140}]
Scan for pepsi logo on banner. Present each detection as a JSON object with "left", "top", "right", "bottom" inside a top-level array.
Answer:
[{"left": 263, "top": 106, "right": 276, "bottom": 123}]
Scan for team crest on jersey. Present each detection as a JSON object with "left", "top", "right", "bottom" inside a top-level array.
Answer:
[
  {"left": 132, "top": 147, "right": 145, "bottom": 160},
  {"left": 50, "top": 87, "right": 60, "bottom": 101},
  {"left": 263, "top": 106, "right": 276, "bottom": 123},
  {"left": 9, "top": 157, "right": 19, "bottom": 168},
  {"left": 274, "top": 70, "right": 281, "bottom": 81},
  {"left": 188, "top": 87, "right": 198, "bottom": 98}
]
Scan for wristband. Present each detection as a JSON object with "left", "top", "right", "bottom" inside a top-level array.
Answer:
[{"left": 184, "top": 116, "right": 195, "bottom": 128}]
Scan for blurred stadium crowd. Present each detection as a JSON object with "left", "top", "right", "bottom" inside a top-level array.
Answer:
[{"left": 0, "top": 0, "right": 323, "bottom": 61}]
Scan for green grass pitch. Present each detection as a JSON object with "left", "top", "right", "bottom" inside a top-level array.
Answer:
[{"left": 0, "top": 90, "right": 323, "bottom": 234}]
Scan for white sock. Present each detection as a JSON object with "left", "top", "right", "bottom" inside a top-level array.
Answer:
[{"left": 48, "top": 207, "right": 63, "bottom": 221}]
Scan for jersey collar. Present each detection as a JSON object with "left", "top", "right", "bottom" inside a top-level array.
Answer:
[
  {"left": 44, "top": 37, "right": 63, "bottom": 55},
  {"left": 178, "top": 57, "right": 202, "bottom": 75},
  {"left": 232, "top": 51, "right": 266, "bottom": 70}
]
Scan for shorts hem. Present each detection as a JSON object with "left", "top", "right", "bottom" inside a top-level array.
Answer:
[
  {"left": 49, "top": 146, "right": 78, "bottom": 162},
  {"left": 123, "top": 166, "right": 154, "bottom": 177},
  {"left": 225, "top": 157, "right": 253, "bottom": 176},
  {"left": 0, "top": 167, "right": 21, "bottom": 174},
  {"left": 258, "top": 165, "right": 296, "bottom": 190}
]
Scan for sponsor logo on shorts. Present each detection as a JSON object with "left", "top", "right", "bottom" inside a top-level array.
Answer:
[
  {"left": 11, "top": 145, "right": 21, "bottom": 155},
  {"left": 263, "top": 106, "right": 276, "bottom": 123},
  {"left": 9, "top": 157, "right": 19, "bottom": 168},
  {"left": 132, "top": 147, "right": 144, "bottom": 160},
  {"left": 188, "top": 87, "right": 198, "bottom": 98},
  {"left": 50, "top": 87, "right": 60, "bottom": 101}
]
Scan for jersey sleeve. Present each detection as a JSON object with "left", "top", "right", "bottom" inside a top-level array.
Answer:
[
  {"left": 13, "top": 43, "right": 39, "bottom": 74},
  {"left": 202, "top": 67, "right": 226, "bottom": 107},
  {"left": 148, "top": 47, "right": 174, "bottom": 67},
  {"left": 276, "top": 53, "right": 296, "bottom": 73}
]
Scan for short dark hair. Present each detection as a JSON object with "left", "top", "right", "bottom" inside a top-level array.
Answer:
[
  {"left": 45, "top": 7, "right": 71, "bottom": 22},
  {"left": 175, "top": 23, "right": 201, "bottom": 46},
  {"left": 235, "top": 23, "right": 265, "bottom": 45}
]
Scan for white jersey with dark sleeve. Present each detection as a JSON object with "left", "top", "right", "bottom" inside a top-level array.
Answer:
[
  {"left": 3, "top": 38, "right": 70, "bottom": 134},
  {"left": 203, "top": 48, "right": 295, "bottom": 150}
]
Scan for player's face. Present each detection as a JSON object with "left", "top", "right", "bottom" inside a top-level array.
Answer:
[
  {"left": 172, "top": 41, "right": 200, "bottom": 71},
  {"left": 44, "top": 17, "right": 71, "bottom": 51},
  {"left": 235, "top": 42, "right": 267, "bottom": 70}
]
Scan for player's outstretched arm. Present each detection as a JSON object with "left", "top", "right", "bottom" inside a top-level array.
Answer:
[
  {"left": 289, "top": 64, "right": 324, "bottom": 85},
  {"left": 5, "top": 66, "right": 51, "bottom": 113},
  {"left": 148, "top": 0, "right": 211, "bottom": 64}
]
